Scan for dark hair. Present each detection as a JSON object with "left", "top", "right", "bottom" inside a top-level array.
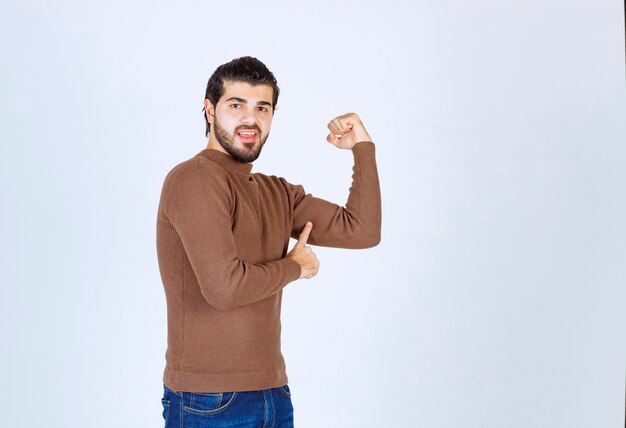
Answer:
[{"left": 202, "top": 56, "right": 280, "bottom": 137}]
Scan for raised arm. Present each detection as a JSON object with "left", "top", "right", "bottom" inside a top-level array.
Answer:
[
  {"left": 163, "top": 162, "right": 301, "bottom": 310},
  {"left": 282, "top": 105, "right": 382, "bottom": 249}
]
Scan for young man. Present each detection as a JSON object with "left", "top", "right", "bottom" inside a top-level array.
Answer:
[{"left": 156, "top": 56, "right": 381, "bottom": 427}]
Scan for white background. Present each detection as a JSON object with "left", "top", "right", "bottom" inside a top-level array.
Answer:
[{"left": 2, "top": 1, "right": 625, "bottom": 427}]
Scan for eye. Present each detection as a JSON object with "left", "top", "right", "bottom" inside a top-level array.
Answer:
[
  {"left": 230, "top": 103, "right": 241, "bottom": 108},
  {"left": 258, "top": 106, "right": 269, "bottom": 112}
]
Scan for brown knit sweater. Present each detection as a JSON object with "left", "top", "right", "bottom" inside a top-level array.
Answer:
[{"left": 156, "top": 140, "right": 381, "bottom": 392}]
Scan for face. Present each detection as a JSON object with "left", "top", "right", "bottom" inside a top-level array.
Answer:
[{"left": 205, "top": 80, "right": 274, "bottom": 163}]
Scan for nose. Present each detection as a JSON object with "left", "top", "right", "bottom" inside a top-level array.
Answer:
[{"left": 240, "top": 108, "right": 262, "bottom": 126}]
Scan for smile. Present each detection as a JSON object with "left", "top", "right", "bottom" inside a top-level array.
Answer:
[{"left": 237, "top": 131, "right": 258, "bottom": 142}]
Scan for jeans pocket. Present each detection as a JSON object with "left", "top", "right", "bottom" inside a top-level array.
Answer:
[
  {"left": 183, "top": 391, "right": 237, "bottom": 415},
  {"left": 279, "top": 384, "right": 291, "bottom": 397},
  {"left": 161, "top": 398, "right": 170, "bottom": 424}
]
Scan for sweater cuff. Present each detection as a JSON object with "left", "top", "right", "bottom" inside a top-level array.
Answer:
[
  {"left": 281, "top": 257, "right": 302, "bottom": 282},
  {"left": 352, "top": 140, "right": 375, "bottom": 154}
]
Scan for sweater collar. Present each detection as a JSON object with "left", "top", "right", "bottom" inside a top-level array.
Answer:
[{"left": 196, "top": 148, "right": 253, "bottom": 178}]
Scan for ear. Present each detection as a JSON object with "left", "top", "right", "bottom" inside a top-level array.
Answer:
[{"left": 204, "top": 99, "right": 215, "bottom": 125}]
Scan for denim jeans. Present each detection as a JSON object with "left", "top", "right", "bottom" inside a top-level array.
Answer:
[{"left": 161, "top": 383, "right": 295, "bottom": 427}]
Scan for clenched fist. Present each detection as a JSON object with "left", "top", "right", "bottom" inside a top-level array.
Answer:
[
  {"left": 326, "top": 112, "right": 372, "bottom": 150},
  {"left": 287, "top": 222, "right": 320, "bottom": 280}
]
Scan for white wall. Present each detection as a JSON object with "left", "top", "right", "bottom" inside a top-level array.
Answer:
[{"left": 2, "top": 1, "right": 625, "bottom": 427}]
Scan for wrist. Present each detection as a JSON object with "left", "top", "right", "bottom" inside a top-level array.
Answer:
[{"left": 350, "top": 139, "right": 373, "bottom": 150}]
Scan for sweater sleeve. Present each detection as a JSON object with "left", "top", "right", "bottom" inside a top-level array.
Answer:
[
  {"left": 163, "top": 161, "right": 302, "bottom": 310},
  {"left": 284, "top": 140, "right": 382, "bottom": 249}
]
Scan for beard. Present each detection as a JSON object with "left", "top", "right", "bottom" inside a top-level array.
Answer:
[{"left": 213, "top": 115, "right": 269, "bottom": 163}]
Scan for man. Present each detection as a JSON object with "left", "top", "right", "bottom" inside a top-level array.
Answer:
[{"left": 156, "top": 56, "right": 381, "bottom": 427}]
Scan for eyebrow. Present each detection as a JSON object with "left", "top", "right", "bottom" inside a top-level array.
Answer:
[{"left": 225, "top": 97, "right": 273, "bottom": 108}]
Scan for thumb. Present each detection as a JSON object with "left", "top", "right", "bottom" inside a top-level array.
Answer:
[
  {"left": 296, "top": 222, "right": 313, "bottom": 247},
  {"left": 326, "top": 132, "right": 340, "bottom": 145}
]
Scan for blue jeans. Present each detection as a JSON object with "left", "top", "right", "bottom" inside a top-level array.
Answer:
[{"left": 161, "top": 383, "right": 295, "bottom": 427}]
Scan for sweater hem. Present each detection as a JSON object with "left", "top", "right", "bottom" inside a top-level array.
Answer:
[{"left": 163, "top": 365, "right": 289, "bottom": 393}]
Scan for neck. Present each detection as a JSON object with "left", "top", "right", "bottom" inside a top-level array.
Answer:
[{"left": 206, "top": 136, "right": 228, "bottom": 155}]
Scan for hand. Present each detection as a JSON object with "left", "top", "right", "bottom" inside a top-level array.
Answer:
[
  {"left": 287, "top": 222, "right": 320, "bottom": 280},
  {"left": 326, "top": 112, "right": 372, "bottom": 150}
]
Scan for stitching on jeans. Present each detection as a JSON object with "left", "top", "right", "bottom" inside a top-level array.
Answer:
[
  {"left": 262, "top": 391, "right": 268, "bottom": 428},
  {"left": 279, "top": 385, "right": 291, "bottom": 398},
  {"left": 182, "top": 392, "right": 237, "bottom": 415}
]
